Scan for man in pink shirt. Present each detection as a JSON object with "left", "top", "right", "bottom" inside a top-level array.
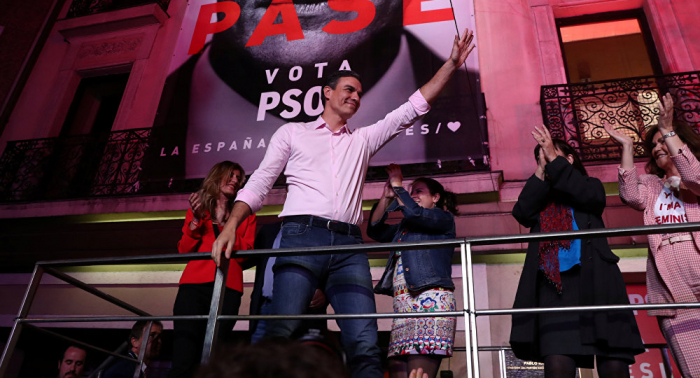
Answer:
[{"left": 212, "top": 29, "right": 475, "bottom": 378}]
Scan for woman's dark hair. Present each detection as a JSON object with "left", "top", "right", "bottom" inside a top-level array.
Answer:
[
  {"left": 412, "top": 177, "right": 459, "bottom": 215},
  {"left": 534, "top": 138, "right": 588, "bottom": 176},
  {"left": 644, "top": 120, "right": 700, "bottom": 178}
]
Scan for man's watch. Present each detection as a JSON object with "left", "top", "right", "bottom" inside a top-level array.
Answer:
[{"left": 663, "top": 131, "right": 677, "bottom": 139}]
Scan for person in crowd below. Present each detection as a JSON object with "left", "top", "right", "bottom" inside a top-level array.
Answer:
[
  {"left": 57, "top": 345, "right": 86, "bottom": 378},
  {"left": 170, "top": 161, "right": 257, "bottom": 378},
  {"left": 210, "top": 29, "right": 475, "bottom": 378},
  {"left": 509, "top": 126, "right": 644, "bottom": 378},
  {"left": 608, "top": 93, "right": 700, "bottom": 376},
  {"left": 366, "top": 164, "right": 457, "bottom": 378},
  {"left": 103, "top": 321, "right": 163, "bottom": 378}
]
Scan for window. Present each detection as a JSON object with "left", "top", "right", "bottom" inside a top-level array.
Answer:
[
  {"left": 60, "top": 71, "right": 131, "bottom": 137},
  {"left": 540, "top": 10, "right": 667, "bottom": 162},
  {"left": 557, "top": 10, "right": 661, "bottom": 83}
]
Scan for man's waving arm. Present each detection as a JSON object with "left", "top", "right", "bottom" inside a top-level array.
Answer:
[
  {"left": 420, "top": 28, "right": 475, "bottom": 105},
  {"left": 364, "top": 29, "right": 476, "bottom": 154}
]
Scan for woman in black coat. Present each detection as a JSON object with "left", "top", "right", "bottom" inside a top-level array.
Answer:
[{"left": 509, "top": 126, "right": 644, "bottom": 377}]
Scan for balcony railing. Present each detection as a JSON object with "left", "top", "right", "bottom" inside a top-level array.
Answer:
[
  {"left": 0, "top": 127, "right": 488, "bottom": 203},
  {"left": 0, "top": 128, "right": 152, "bottom": 202},
  {"left": 541, "top": 71, "right": 700, "bottom": 162},
  {"left": 66, "top": 0, "right": 171, "bottom": 19},
  {"left": 2, "top": 222, "right": 699, "bottom": 378}
]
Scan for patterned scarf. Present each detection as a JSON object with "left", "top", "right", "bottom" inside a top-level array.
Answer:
[{"left": 538, "top": 202, "right": 573, "bottom": 293}]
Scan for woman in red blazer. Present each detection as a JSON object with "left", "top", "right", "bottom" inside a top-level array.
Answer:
[
  {"left": 609, "top": 93, "right": 700, "bottom": 376},
  {"left": 169, "top": 161, "right": 256, "bottom": 378}
]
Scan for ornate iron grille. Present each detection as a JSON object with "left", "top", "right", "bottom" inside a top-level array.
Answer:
[
  {"left": 66, "top": 0, "right": 171, "bottom": 19},
  {"left": 541, "top": 71, "right": 700, "bottom": 161},
  {"left": 91, "top": 129, "right": 151, "bottom": 195},
  {"left": 0, "top": 129, "right": 152, "bottom": 202}
]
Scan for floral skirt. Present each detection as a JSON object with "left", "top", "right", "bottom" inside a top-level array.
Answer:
[{"left": 387, "top": 254, "right": 457, "bottom": 357}]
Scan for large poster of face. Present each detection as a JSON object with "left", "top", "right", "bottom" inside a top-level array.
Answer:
[{"left": 150, "top": 0, "right": 484, "bottom": 180}]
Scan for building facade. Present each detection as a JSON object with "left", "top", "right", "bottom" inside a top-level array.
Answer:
[{"left": 1, "top": 0, "right": 699, "bottom": 376}]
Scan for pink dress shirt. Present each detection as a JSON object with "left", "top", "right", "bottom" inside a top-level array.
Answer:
[{"left": 236, "top": 90, "right": 430, "bottom": 225}]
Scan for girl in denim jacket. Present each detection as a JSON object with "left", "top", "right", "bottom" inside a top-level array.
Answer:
[{"left": 367, "top": 164, "right": 457, "bottom": 378}]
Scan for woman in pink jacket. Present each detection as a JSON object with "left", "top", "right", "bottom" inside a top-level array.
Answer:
[{"left": 607, "top": 93, "right": 700, "bottom": 376}]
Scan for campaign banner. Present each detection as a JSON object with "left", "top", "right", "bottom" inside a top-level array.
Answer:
[
  {"left": 149, "top": 0, "right": 485, "bottom": 179},
  {"left": 505, "top": 350, "right": 547, "bottom": 377}
]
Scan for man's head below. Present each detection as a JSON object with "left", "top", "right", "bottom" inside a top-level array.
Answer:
[
  {"left": 57, "top": 345, "right": 86, "bottom": 378},
  {"left": 323, "top": 70, "right": 363, "bottom": 122},
  {"left": 129, "top": 320, "right": 163, "bottom": 363}
]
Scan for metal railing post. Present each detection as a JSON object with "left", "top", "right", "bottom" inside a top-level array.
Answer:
[
  {"left": 86, "top": 342, "right": 130, "bottom": 378},
  {"left": 459, "top": 240, "right": 473, "bottom": 378},
  {"left": 44, "top": 266, "right": 151, "bottom": 316},
  {"left": 465, "top": 241, "right": 481, "bottom": 378},
  {"left": 660, "top": 347, "right": 674, "bottom": 378},
  {"left": 498, "top": 349, "right": 507, "bottom": 378},
  {"left": 201, "top": 257, "right": 229, "bottom": 364},
  {"left": 25, "top": 324, "right": 137, "bottom": 363},
  {"left": 0, "top": 265, "right": 44, "bottom": 377},
  {"left": 133, "top": 321, "right": 153, "bottom": 378}
]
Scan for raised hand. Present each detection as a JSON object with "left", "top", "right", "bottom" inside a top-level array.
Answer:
[
  {"left": 188, "top": 192, "right": 206, "bottom": 221},
  {"left": 419, "top": 29, "right": 476, "bottom": 105},
  {"left": 532, "top": 125, "right": 557, "bottom": 162},
  {"left": 450, "top": 28, "right": 476, "bottom": 68},
  {"left": 604, "top": 123, "right": 636, "bottom": 170},
  {"left": 409, "top": 368, "right": 429, "bottom": 378},
  {"left": 382, "top": 180, "right": 395, "bottom": 199},
  {"left": 604, "top": 123, "right": 634, "bottom": 148},
  {"left": 658, "top": 93, "right": 675, "bottom": 135},
  {"left": 386, "top": 164, "right": 404, "bottom": 188}
]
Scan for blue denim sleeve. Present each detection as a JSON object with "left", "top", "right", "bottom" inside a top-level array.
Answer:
[
  {"left": 392, "top": 187, "right": 455, "bottom": 234},
  {"left": 367, "top": 202, "right": 401, "bottom": 242}
]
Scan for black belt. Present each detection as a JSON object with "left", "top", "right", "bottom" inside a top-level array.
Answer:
[{"left": 283, "top": 215, "right": 361, "bottom": 237}]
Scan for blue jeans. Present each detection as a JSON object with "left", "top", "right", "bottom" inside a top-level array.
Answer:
[
  {"left": 251, "top": 297, "right": 272, "bottom": 344},
  {"left": 264, "top": 220, "right": 382, "bottom": 378}
]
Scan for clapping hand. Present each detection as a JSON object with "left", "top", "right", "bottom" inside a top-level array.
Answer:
[
  {"left": 532, "top": 125, "right": 557, "bottom": 162},
  {"left": 604, "top": 123, "right": 634, "bottom": 148},
  {"left": 604, "top": 121, "right": 636, "bottom": 171},
  {"left": 386, "top": 164, "right": 404, "bottom": 188},
  {"left": 188, "top": 192, "right": 206, "bottom": 221},
  {"left": 409, "top": 368, "right": 429, "bottom": 378},
  {"left": 658, "top": 93, "right": 675, "bottom": 135},
  {"left": 382, "top": 181, "right": 395, "bottom": 199}
]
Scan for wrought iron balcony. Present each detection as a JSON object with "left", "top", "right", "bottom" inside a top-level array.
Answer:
[
  {"left": 66, "top": 0, "right": 170, "bottom": 19},
  {"left": 0, "top": 129, "right": 153, "bottom": 202},
  {"left": 541, "top": 71, "right": 700, "bottom": 162}
]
